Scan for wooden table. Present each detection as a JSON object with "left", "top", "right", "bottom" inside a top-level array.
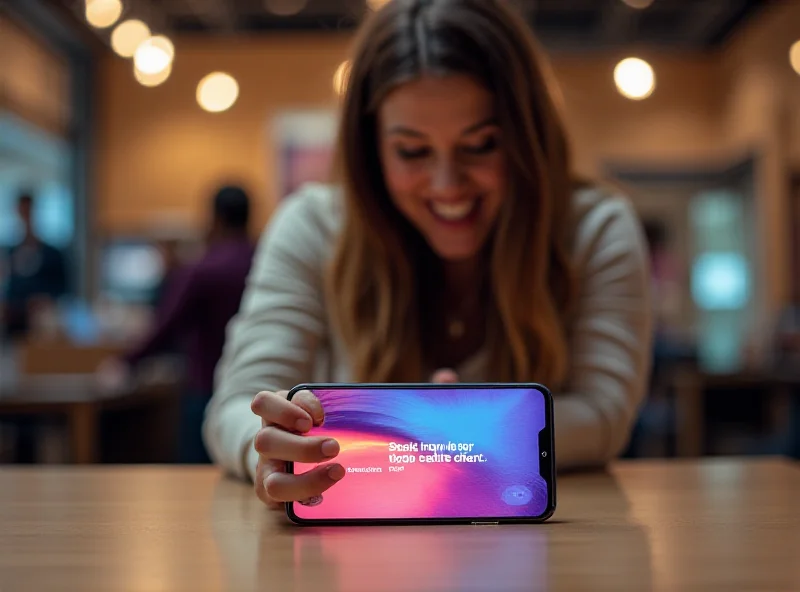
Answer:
[
  {"left": 0, "top": 374, "right": 173, "bottom": 463},
  {"left": 673, "top": 369, "right": 800, "bottom": 456},
  {"left": 0, "top": 458, "right": 797, "bottom": 591}
]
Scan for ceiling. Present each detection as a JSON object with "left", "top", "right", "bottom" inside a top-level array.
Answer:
[{"left": 55, "top": 0, "right": 773, "bottom": 51}]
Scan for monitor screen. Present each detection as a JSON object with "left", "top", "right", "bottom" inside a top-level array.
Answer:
[{"left": 100, "top": 239, "right": 165, "bottom": 304}]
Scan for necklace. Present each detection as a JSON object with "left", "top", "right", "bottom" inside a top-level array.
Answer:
[
  {"left": 445, "top": 289, "right": 484, "bottom": 340},
  {"left": 448, "top": 318, "right": 466, "bottom": 339},
  {"left": 438, "top": 260, "right": 488, "bottom": 341}
]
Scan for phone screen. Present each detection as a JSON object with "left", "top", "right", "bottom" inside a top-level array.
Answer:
[{"left": 287, "top": 384, "right": 555, "bottom": 524}]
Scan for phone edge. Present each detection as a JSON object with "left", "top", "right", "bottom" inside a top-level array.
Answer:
[{"left": 284, "top": 382, "right": 557, "bottom": 526}]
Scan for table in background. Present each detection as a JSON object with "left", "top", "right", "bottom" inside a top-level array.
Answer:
[
  {"left": 0, "top": 373, "right": 174, "bottom": 463},
  {"left": 673, "top": 368, "right": 800, "bottom": 456},
  {"left": 0, "top": 458, "right": 797, "bottom": 591}
]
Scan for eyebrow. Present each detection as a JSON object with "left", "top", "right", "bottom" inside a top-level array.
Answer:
[{"left": 387, "top": 117, "right": 498, "bottom": 138}]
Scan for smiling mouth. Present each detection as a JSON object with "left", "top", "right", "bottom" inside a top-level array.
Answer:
[{"left": 428, "top": 198, "right": 482, "bottom": 223}]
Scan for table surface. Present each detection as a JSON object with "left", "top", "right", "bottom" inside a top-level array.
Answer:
[{"left": 0, "top": 458, "right": 798, "bottom": 592}]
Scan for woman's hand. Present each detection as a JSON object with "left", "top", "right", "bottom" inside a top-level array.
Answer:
[
  {"left": 251, "top": 390, "right": 344, "bottom": 510},
  {"left": 430, "top": 368, "right": 459, "bottom": 383},
  {"left": 251, "top": 371, "right": 459, "bottom": 510}
]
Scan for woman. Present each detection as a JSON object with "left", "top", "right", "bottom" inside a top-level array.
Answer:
[{"left": 204, "top": 0, "right": 652, "bottom": 507}]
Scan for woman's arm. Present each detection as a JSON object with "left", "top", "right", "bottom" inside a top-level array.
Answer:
[
  {"left": 203, "top": 185, "right": 338, "bottom": 481},
  {"left": 555, "top": 193, "right": 653, "bottom": 470}
]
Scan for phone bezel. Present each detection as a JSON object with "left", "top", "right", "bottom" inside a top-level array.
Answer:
[{"left": 284, "top": 382, "right": 556, "bottom": 526}]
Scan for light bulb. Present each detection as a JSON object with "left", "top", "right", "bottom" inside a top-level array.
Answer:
[
  {"left": 614, "top": 57, "right": 655, "bottom": 100},
  {"left": 197, "top": 72, "right": 239, "bottom": 113},
  {"left": 790, "top": 40, "right": 800, "bottom": 75},
  {"left": 134, "top": 63, "right": 172, "bottom": 87},
  {"left": 134, "top": 35, "right": 174, "bottom": 75},
  {"left": 111, "top": 19, "right": 150, "bottom": 58},
  {"left": 85, "top": 0, "right": 123, "bottom": 28}
]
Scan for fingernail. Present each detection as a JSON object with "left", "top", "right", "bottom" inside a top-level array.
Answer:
[
  {"left": 328, "top": 465, "right": 345, "bottom": 481},
  {"left": 321, "top": 439, "right": 339, "bottom": 457},
  {"left": 295, "top": 417, "right": 312, "bottom": 432}
]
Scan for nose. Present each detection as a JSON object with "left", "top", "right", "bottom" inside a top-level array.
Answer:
[{"left": 430, "top": 158, "right": 464, "bottom": 199}]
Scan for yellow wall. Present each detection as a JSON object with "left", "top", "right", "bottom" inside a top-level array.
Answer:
[
  {"left": 95, "top": 37, "right": 724, "bottom": 233},
  {"left": 557, "top": 52, "right": 724, "bottom": 176},
  {"left": 95, "top": 34, "right": 352, "bottom": 234},
  {"left": 0, "top": 15, "right": 71, "bottom": 137}
]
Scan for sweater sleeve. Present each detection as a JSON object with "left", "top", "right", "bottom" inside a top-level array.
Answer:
[
  {"left": 202, "top": 186, "right": 334, "bottom": 481},
  {"left": 554, "top": 195, "right": 653, "bottom": 470}
]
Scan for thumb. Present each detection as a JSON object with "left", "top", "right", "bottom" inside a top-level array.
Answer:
[{"left": 431, "top": 368, "right": 459, "bottom": 383}]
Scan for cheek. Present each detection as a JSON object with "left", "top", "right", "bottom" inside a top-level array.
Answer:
[
  {"left": 470, "top": 156, "right": 508, "bottom": 206},
  {"left": 381, "top": 157, "right": 428, "bottom": 208}
]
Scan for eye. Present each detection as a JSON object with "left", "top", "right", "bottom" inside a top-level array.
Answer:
[
  {"left": 395, "top": 146, "right": 431, "bottom": 160},
  {"left": 462, "top": 135, "right": 498, "bottom": 156}
]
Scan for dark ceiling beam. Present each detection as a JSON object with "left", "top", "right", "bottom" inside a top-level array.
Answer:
[
  {"left": 598, "top": 0, "right": 641, "bottom": 45},
  {"left": 182, "top": 0, "right": 237, "bottom": 31},
  {"left": 54, "top": 0, "right": 171, "bottom": 45},
  {"left": 127, "top": 0, "right": 170, "bottom": 32},
  {"left": 683, "top": 0, "right": 748, "bottom": 46}
]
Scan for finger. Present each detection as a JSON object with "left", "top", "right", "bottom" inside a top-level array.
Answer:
[
  {"left": 255, "top": 458, "right": 285, "bottom": 509},
  {"left": 263, "top": 463, "right": 345, "bottom": 503},
  {"left": 290, "top": 389, "right": 325, "bottom": 427},
  {"left": 431, "top": 368, "right": 459, "bottom": 383},
  {"left": 254, "top": 426, "right": 340, "bottom": 463},
  {"left": 251, "top": 391, "right": 313, "bottom": 432}
]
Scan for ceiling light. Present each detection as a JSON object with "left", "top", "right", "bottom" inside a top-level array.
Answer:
[
  {"left": 790, "top": 40, "right": 800, "bottom": 75},
  {"left": 333, "top": 60, "right": 351, "bottom": 96},
  {"left": 197, "top": 72, "right": 239, "bottom": 113},
  {"left": 265, "top": 0, "right": 308, "bottom": 16},
  {"left": 111, "top": 19, "right": 150, "bottom": 58},
  {"left": 134, "top": 35, "right": 175, "bottom": 75},
  {"left": 614, "top": 57, "right": 655, "bottom": 100},
  {"left": 85, "top": 0, "right": 123, "bottom": 28},
  {"left": 134, "top": 63, "right": 172, "bottom": 87},
  {"left": 367, "top": 0, "right": 391, "bottom": 10}
]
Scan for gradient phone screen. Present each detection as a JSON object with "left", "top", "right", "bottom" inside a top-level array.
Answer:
[{"left": 289, "top": 385, "right": 553, "bottom": 522}]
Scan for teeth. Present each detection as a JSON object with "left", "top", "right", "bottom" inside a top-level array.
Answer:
[{"left": 430, "top": 200, "right": 476, "bottom": 221}]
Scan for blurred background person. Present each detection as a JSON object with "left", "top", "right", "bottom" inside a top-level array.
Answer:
[
  {"left": 1, "top": 192, "right": 68, "bottom": 341},
  {"left": 150, "top": 237, "right": 184, "bottom": 311},
  {"left": 98, "top": 185, "right": 255, "bottom": 463}
]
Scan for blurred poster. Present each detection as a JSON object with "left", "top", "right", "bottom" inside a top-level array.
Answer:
[{"left": 272, "top": 111, "right": 338, "bottom": 200}]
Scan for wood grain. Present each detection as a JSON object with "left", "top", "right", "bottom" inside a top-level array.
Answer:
[{"left": 0, "top": 459, "right": 797, "bottom": 591}]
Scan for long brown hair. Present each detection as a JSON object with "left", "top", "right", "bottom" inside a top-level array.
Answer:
[{"left": 327, "top": 0, "right": 576, "bottom": 385}]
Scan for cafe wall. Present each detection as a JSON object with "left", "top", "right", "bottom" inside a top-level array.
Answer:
[
  {"left": 93, "top": 1, "right": 800, "bottom": 314},
  {"left": 0, "top": 15, "right": 71, "bottom": 138},
  {"left": 719, "top": 0, "right": 800, "bottom": 316},
  {"left": 94, "top": 37, "right": 722, "bottom": 233},
  {"left": 94, "top": 33, "right": 352, "bottom": 235}
]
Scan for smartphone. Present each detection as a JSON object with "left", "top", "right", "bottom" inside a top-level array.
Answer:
[{"left": 285, "top": 383, "right": 555, "bottom": 526}]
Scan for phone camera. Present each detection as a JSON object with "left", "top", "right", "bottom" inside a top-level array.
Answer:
[{"left": 541, "top": 451, "right": 547, "bottom": 458}]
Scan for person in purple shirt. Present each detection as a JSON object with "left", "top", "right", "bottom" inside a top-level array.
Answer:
[{"left": 103, "top": 186, "right": 255, "bottom": 463}]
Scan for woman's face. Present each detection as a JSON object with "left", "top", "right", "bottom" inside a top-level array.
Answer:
[{"left": 378, "top": 75, "right": 508, "bottom": 262}]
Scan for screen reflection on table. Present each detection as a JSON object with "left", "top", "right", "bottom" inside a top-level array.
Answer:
[{"left": 286, "top": 526, "right": 547, "bottom": 592}]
